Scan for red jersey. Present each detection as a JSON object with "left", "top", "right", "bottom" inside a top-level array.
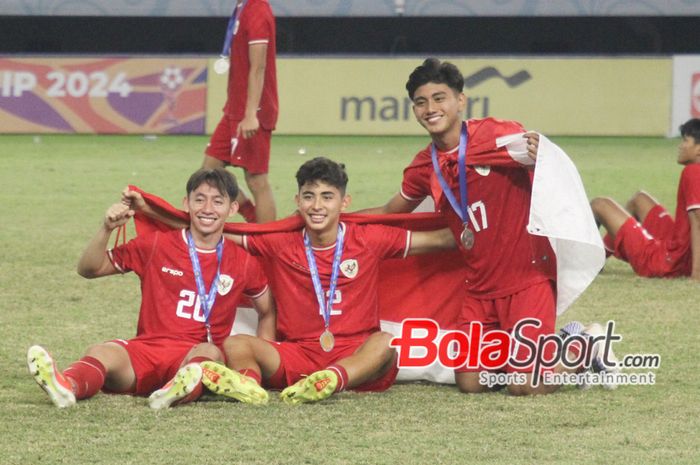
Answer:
[
  {"left": 666, "top": 163, "right": 700, "bottom": 274},
  {"left": 224, "top": 0, "right": 278, "bottom": 129},
  {"left": 108, "top": 229, "right": 268, "bottom": 345},
  {"left": 243, "top": 223, "right": 410, "bottom": 342},
  {"left": 401, "top": 118, "right": 555, "bottom": 298}
]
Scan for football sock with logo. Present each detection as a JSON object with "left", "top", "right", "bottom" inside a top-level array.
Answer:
[
  {"left": 327, "top": 364, "right": 348, "bottom": 393},
  {"left": 63, "top": 356, "right": 107, "bottom": 400},
  {"left": 238, "top": 199, "right": 257, "bottom": 223},
  {"left": 239, "top": 368, "right": 262, "bottom": 385}
]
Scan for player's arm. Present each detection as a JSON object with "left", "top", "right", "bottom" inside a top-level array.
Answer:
[
  {"left": 251, "top": 288, "right": 276, "bottom": 340},
  {"left": 689, "top": 209, "right": 700, "bottom": 282},
  {"left": 77, "top": 203, "right": 133, "bottom": 278},
  {"left": 407, "top": 228, "right": 456, "bottom": 256},
  {"left": 238, "top": 42, "right": 267, "bottom": 140},
  {"left": 355, "top": 192, "right": 422, "bottom": 215},
  {"left": 122, "top": 188, "right": 188, "bottom": 230}
]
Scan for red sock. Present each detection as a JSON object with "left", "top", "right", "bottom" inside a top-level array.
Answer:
[
  {"left": 238, "top": 200, "right": 257, "bottom": 223},
  {"left": 63, "top": 356, "right": 106, "bottom": 400},
  {"left": 327, "top": 364, "right": 348, "bottom": 393},
  {"left": 177, "top": 356, "right": 212, "bottom": 404},
  {"left": 239, "top": 369, "right": 262, "bottom": 385}
]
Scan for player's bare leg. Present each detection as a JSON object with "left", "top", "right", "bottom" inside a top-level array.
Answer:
[
  {"left": 83, "top": 342, "right": 137, "bottom": 393},
  {"left": 244, "top": 171, "right": 276, "bottom": 223},
  {"left": 625, "top": 190, "right": 660, "bottom": 223},
  {"left": 280, "top": 331, "right": 396, "bottom": 405},
  {"left": 202, "top": 155, "right": 257, "bottom": 222},
  {"left": 335, "top": 331, "right": 396, "bottom": 389},
  {"left": 590, "top": 197, "right": 632, "bottom": 239}
]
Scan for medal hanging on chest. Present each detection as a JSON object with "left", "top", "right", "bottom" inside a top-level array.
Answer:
[
  {"left": 303, "top": 226, "right": 345, "bottom": 352},
  {"left": 215, "top": 1, "right": 247, "bottom": 75},
  {"left": 431, "top": 122, "right": 475, "bottom": 250},
  {"left": 186, "top": 230, "right": 224, "bottom": 344}
]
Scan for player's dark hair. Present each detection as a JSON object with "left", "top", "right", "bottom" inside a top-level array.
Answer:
[
  {"left": 296, "top": 157, "right": 348, "bottom": 194},
  {"left": 679, "top": 118, "right": 700, "bottom": 144},
  {"left": 186, "top": 168, "right": 239, "bottom": 200},
  {"left": 406, "top": 58, "right": 464, "bottom": 100}
]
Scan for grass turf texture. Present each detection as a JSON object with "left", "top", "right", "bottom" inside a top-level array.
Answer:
[{"left": 1, "top": 134, "right": 698, "bottom": 465}]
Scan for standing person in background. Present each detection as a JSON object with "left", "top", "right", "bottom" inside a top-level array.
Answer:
[{"left": 203, "top": 0, "right": 278, "bottom": 223}]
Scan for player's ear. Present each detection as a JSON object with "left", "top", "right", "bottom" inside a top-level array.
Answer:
[
  {"left": 294, "top": 193, "right": 301, "bottom": 208},
  {"left": 458, "top": 92, "right": 466, "bottom": 111},
  {"left": 182, "top": 196, "right": 190, "bottom": 212},
  {"left": 228, "top": 200, "right": 239, "bottom": 218},
  {"left": 341, "top": 194, "right": 351, "bottom": 211}
]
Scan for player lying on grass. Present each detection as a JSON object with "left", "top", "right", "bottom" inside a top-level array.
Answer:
[
  {"left": 127, "top": 157, "right": 457, "bottom": 404},
  {"left": 27, "top": 168, "right": 275, "bottom": 409},
  {"left": 591, "top": 118, "right": 700, "bottom": 282},
  {"left": 356, "top": 58, "right": 618, "bottom": 395}
]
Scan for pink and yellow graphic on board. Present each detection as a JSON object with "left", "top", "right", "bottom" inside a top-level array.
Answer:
[{"left": 0, "top": 57, "right": 207, "bottom": 133}]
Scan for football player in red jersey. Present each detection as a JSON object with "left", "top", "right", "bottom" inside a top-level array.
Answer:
[
  {"left": 198, "top": 157, "right": 457, "bottom": 404},
  {"left": 591, "top": 118, "right": 700, "bottom": 282},
  {"left": 357, "top": 58, "right": 615, "bottom": 395},
  {"left": 203, "top": 0, "right": 278, "bottom": 224},
  {"left": 27, "top": 168, "right": 275, "bottom": 409}
]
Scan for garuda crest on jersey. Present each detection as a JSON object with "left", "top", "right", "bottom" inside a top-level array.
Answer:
[
  {"left": 340, "top": 259, "right": 359, "bottom": 279},
  {"left": 217, "top": 274, "right": 234, "bottom": 295}
]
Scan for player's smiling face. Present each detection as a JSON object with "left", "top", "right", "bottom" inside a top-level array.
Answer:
[
  {"left": 677, "top": 135, "right": 700, "bottom": 165},
  {"left": 412, "top": 82, "right": 466, "bottom": 144},
  {"left": 184, "top": 183, "right": 237, "bottom": 246},
  {"left": 296, "top": 181, "right": 350, "bottom": 245}
]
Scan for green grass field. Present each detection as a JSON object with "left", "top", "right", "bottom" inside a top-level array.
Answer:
[{"left": 1, "top": 134, "right": 698, "bottom": 465}]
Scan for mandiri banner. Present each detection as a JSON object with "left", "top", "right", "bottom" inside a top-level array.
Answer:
[{"left": 0, "top": 57, "right": 207, "bottom": 134}]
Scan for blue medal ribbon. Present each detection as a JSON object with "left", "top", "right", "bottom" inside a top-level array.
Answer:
[
  {"left": 303, "top": 225, "right": 345, "bottom": 333},
  {"left": 186, "top": 230, "right": 224, "bottom": 343},
  {"left": 220, "top": 0, "right": 249, "bottom": 59},
  {"left": 431, "top": 122, "right": 469, "bottom": 226}
]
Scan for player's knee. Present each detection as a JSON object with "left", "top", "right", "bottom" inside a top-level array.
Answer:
[
  {"left": 222, "top": 334, "right": 254, "bottom": 359},
  {"left": 244, "top": 172, "right": 270, "bottom": 194},
  {"left": 189, "top": 342, "right": 224, "bottom": 362},
  {"left": 590, "top": 196, "right": 614, "bottom": 216},
  {"left": 455, "top": 373, "right": 489, "bottom": 394}
]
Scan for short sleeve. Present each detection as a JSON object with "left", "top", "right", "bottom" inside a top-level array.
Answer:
[
  {"left": 245, "top": 3, "right": 273, "bottom": 44},
  {"left": 243, "top": 254, "right": 269, "bottom": 298},
  {"left": 682, "top": 164, "right": 700, "bottom": 211},
  {"left": 363, "top": 224, "right": 411, "bottom": 260},
  {"left": 108, "top": 232, "right": 158, "bottom": 276}
]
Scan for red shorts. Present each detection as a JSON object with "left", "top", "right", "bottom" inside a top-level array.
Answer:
[
  {"left": 455, "top": 280, "right": 556, "bottom": 374},
  {"left": 109, "top": 337, "right": 204, "bottom": 396},
  {"left": 263, "top": 337, "right": 398, "bottom": 393},
  {"left": 614, "top": 204, "right": 676, "bottom": 277},
  {"left": 206, "top": 113, "right": 271, "bottom": 175}
]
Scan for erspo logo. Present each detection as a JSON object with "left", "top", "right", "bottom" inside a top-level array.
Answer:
[{"left": 340, "top": 67, "right": 532, "bottom": 122}]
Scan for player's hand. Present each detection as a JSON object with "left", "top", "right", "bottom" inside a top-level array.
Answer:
[
  {"left": 104, "top": 203, "right": 134, "bottom": 230},
  {"left": 237, "top": 114, "right": 260, "bottom": 140},
  {"left": 524, "top": 132, "right": 540, "bottom": 161},
  {"left": 121, "top": 187, "right": 146, "bottom": 211}
]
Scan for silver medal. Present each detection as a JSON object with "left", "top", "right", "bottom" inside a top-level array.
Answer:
[
  {"left": 460, "top": 226, "right": 475, "bottom": 250},
  {"left": 214, "top": 57, "right": 230, "bottom": 75}
]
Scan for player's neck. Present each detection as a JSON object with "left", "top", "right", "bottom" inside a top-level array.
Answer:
[
  {"left": 432, "top": 123, "right": 463, "bottom": 152},
  {"left": 188, "top": 228, "right": 223, "bottom": 250},
  {"left": 307, "top": 226, "right": 339, "bottom": 248}
]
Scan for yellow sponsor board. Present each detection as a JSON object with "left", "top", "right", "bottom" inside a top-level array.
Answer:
[{"left": 206, "top": 57, "right": 671, "bottom": 136}]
